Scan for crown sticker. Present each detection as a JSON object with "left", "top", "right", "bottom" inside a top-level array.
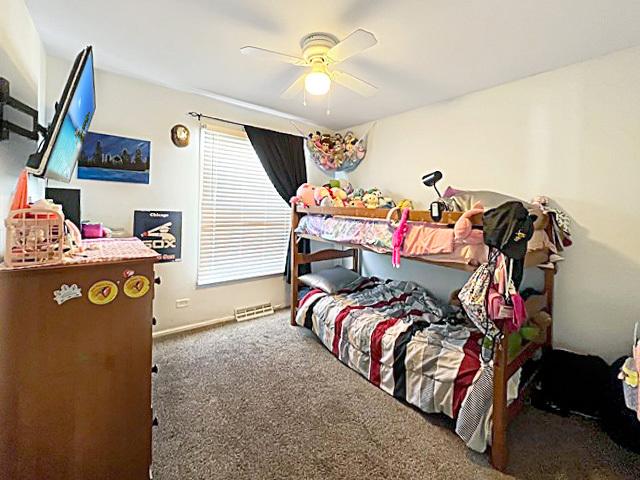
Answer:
[{"left": 53, "top": 284, "right": 83, "bottom": 305}]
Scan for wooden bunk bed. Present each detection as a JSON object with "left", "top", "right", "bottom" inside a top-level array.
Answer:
[{"left": 289, "top": 204, "right": 556, "bottom": 473}]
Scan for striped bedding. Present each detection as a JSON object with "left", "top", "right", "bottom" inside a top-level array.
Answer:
[{"left": 295, "top": 277, "right": 520, "bottom": 452}]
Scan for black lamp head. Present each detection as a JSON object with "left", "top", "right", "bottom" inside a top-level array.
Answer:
[
  {"left": 422, "top": 171, "right": 443, "bottom": 197},
  {"left": 422, "top": 170, "right": 442, "bottom": 187}
]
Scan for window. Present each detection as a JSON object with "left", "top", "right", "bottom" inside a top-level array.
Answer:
[{"left": 197, "top": 125, "right": 291, "bottom": 285}]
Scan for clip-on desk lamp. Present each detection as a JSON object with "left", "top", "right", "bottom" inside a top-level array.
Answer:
[{"left": 422, "top": 170, "right": 446, "bottom": 221}]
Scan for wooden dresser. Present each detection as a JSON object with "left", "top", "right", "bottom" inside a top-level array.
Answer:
[{"left": 0, "top": 249, "right": 158, "bottom": 479}]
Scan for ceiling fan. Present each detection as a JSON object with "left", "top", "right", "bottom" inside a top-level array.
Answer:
[{"left": 240, "top": 29, "right": 378, "bottom": 100}]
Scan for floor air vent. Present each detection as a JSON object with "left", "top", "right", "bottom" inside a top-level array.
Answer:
[{"left": 234, "top": 302, "right": 274, "bottom": 322}]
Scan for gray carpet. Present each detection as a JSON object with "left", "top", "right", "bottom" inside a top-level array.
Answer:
[{"left": 152, "top": 312, "right": 638, "bottom": 480}]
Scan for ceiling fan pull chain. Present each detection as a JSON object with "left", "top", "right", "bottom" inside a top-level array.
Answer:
[{"left": 326, "top": 81, "right": 332, "bottom": 116}]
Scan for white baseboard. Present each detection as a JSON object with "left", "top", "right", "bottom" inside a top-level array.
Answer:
[{"left": 152, "top": 304, "right": 288, "bottom": 339}]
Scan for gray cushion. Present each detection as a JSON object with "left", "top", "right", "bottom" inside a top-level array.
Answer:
[
  {"left": 445, "top": 188, "right": 534, "bottom": 211},
  {"left": 298, "top": 266, "right": 363, "bottom": 294},
  {"left": 443, "top": 188, "right": 546, "bottom": 230}
]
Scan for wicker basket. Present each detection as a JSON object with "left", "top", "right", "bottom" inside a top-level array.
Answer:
[{"left": 4, "top": 208, "right": 64, "bottom": 268}]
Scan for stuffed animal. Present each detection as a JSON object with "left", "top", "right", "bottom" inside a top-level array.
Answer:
[
  {"left": 378, "top": 196, "right": 396, "bottom": 209},
  {"left": 453, "top": 202, "right": 484, "bottom": 243},
  {"left": 338, "top": 179, "right": 353, "bottom": 195},
  {"left": 397, "top": 199, "right": 413, "bottom": 209},
  {"left": 290, "top": 183, "right": 316, "bottom": 207},
  {"left": 362, "top": 192, "right": 380, "bottom": 209},
  {"left": 320, "top": 196, "right": 334, "bottom": 207},
  {"left": 329, "top": 187, "right": 348, "bottom": 207},
  {"left": 313, "top": 186, "right": 331, "bottom": 206}
]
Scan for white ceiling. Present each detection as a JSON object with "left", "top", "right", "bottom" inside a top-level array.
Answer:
[{"left": 26, "top": 0, "right": 640, "bottom": 130}]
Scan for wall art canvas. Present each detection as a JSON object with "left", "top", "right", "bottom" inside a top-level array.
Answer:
[{"left": 78, "top": 132, "right": 150, "bottom": 184}]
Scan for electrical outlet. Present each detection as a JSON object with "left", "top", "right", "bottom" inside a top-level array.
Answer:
[{"left": 175, "top": 298, "right": 190, "bottom": 309}]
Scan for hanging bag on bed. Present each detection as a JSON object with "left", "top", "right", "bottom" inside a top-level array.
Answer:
[
  {"left": 458, "top": 249, "right": 502, "bottom": 362},
  {"left": 634, "top": 322, "right": 640, "bottom": 421}
]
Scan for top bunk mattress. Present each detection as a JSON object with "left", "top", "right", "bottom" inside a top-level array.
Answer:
[{"left": 295, "top": 214, "right": 554, "bottom": 268}]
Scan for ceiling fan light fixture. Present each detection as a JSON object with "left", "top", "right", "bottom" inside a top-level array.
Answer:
[{"left": 304, "top": 65, "right": 331, "bottom": 96}]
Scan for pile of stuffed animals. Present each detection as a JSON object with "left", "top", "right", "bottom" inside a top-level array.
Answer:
[
  {"left": 306, "top": 131, "right": 366, "bottom": 173},
  {"left": 291, "top": 180, "right": 414, "bottom": 210}
]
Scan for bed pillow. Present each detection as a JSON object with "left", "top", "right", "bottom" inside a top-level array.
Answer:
[
  {"left": 298, "top": 266, "right": 363, "bottom": 294},
  {"left": 443, "top": 187, "right": 546, "bottom": 230},
  {"left": 443, "top": 187, "right": 533, "bottom": 211}
]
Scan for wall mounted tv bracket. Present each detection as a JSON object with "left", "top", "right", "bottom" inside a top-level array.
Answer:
[{"left": 0, "top": 77, "right": 48, "bottom": 142}]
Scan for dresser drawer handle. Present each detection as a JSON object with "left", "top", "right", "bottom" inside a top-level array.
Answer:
[{"left": 151, "top": 364, "right": 159, "bottom": 374}]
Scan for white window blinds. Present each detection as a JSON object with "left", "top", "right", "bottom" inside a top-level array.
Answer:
[{"left": 197, "top": 126, "right": 291, "bottom": 286}]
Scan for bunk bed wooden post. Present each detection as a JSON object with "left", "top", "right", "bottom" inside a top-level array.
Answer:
[
  {"left": 491, "top": 333, "right": 510, "bottom": 471},
  {"left": 491, "top": 220, "right": 557, "bottom": 472},
  {"left": 290, "top": 204, "right": 300, "bottom": 326},
  {"left": 352, "top": 249, "right": 360, "bottom": 274},
  {"left": 543, "top": 267, "right": 555, "bottom": 348}
]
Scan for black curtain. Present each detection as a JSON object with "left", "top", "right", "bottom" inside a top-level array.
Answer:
[{"left": 244, "top": 125, "right": 311, "bottom": 282}]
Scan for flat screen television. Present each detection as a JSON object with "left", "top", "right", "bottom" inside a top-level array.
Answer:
[{"left": 26, "top": 46, "right": 95, "bottom": 182}]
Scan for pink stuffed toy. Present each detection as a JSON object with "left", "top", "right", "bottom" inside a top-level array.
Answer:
[
  {"left": 290, "top": 183, "right": 316, "bottom": 207},
  {"left": 390, "top": 207, "right": 410, "bottom": 268},
  {"left": 454, "top": 202, "right": 484, "bottom": 244}
]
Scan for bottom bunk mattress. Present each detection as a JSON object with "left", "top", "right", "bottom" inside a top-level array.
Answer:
[{"left": 295, "top": 277, "right": 520, "bottom": 452}]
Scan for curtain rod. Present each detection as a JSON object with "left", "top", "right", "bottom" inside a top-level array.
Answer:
[{"left": 187, "top": 111, "right": 308, "bottom": 137}]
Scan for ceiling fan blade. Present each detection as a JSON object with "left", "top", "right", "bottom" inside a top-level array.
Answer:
[
  {"left": 326, "top": 29, "right": 377, "bottom": 63},
  {"left": 240, "top": 46, "right": 307, "bottom": 66},
  {"left": 332, "top": 70, "right": 377, "bottom": 97},
  {"left": 281, "top": 73, "right": 306, "bottom": 99}
]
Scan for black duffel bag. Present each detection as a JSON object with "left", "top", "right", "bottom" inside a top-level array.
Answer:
[{"left": 601, "top": 357, "right": 640, "bottom": 453}]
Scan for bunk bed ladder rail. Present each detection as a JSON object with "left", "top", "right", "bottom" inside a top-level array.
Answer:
[{"left": 290, "top": 204, "right": 360, "bottom": 326}]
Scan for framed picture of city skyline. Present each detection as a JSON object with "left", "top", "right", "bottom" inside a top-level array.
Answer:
[{"left": 77, "top": 132, "right": 151, "bottom": 184}]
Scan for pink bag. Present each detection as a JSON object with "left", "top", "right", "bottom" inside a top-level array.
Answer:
[
  {"left": 487, "top": 287, "right": 506, "bottom": 321},
  {"left": 510, "top": 293, "right": 527, "bottom": 331},
  {"left": 634, "top": 323, "right": 640, "bottom": 421}
]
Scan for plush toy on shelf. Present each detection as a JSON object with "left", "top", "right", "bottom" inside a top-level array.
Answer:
[
  {"left": 396, "top": 199, "right": 413, "bottom": 209},
  {"left": 291, "top": 182, "right": 410, "bottom": 211},
  {"left": 313, "top": 186, "right": 331, "bottom": 206},
  {"left": 290, "top": 183, "right": 316, "bottom": 207}
]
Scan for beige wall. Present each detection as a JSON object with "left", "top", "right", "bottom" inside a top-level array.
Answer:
[
  {"left": 342, "top": 47, "right": 640, "bottom": 363},
  {"left": 0, "top": 0, "right": 46, "bottom": 254},
  {"left": 46, "top": 55, "right": 319, "bottom": 334}
]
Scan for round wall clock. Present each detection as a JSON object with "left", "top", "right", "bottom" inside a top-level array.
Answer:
[{"left": 171, "top": 124, "right": 190, "bottom": 147}]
